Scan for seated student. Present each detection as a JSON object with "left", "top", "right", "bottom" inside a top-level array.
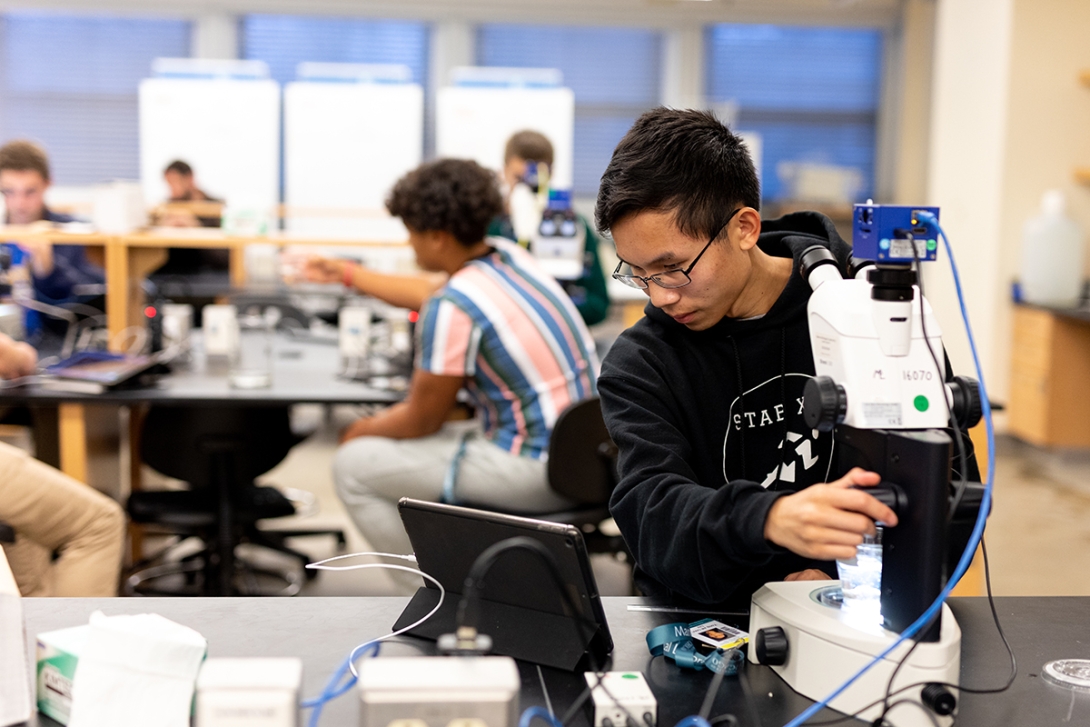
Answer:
[
  {"left": 0, "top": 140, "right": 104, "bottom": 308},
  {"left": 156, "top": 159, "right": 229, "bottom": 273},
  {"left": 594, "top": 108, "right": 957, "bottom": 609},
  {"left": 161, "top": 159, "right": 221, "bottom": 227},
  {"left": 303, "top": 159, "right": 599, "bottom": 561},
  {"left": 0, "top": 332, "right": 125, "bottom": 596},
  {"left": 489, "top": 131, "right": 611, "bottom": 326}
]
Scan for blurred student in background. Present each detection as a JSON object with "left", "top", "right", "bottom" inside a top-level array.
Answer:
[
  {"left": 0, "top": 331, "right": 125, "bottom": 596},
  {"left": 0, "top": 140, "right": 104, "bottom": 309},
  {"left": 302, "top": 159, "right": 599, "bottom": 568},
  {"left": 156, "top": 159, "right": 228, "bottom": 272},
  {"left": 489, "top": 130, "right": 611, "bottom": 326}
]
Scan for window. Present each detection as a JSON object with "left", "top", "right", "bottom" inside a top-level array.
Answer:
[
  {"left": 477, "top": 24, "right": 661, "bottom": 197},
  {"left": 0, "top": 13, "right": 191, "bottom": 185},
  {"left": 706, "top": 24, "right": 883, "bottom": 201},
  {"left": 241, "top": 15, "right": 429, "bottom": 88}
]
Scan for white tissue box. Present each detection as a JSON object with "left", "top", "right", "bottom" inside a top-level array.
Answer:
[
  {"left": 196, "top": 658, "right": 302, "bottom": 727},
  {"left": 36, "top": 625, "right": 88, "bottom": 725}
]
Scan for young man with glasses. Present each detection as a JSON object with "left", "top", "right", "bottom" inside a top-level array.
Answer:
[{"left": 596, "top": 108, "right": 899, "bottom": 609}]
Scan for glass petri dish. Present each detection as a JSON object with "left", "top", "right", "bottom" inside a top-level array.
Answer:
[{"left": 1042, "top": 660, "right": 1090, "bottom": 692}]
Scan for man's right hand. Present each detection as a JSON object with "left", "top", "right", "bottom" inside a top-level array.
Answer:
[
  {"left": 763, "top": 467, "right": 898, "bottom": 561},
  {"left": 0, "top": 332, "right": 37, "bottom": 380},
  {"left": 302, "top": 256, "right": 348, "bottom": 284}
]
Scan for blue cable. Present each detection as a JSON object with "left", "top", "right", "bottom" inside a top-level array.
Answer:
[
  {"left": 303, "top": 641, "right": 381, "bottom": 727},
  {"left": 519, "top": 705, "right": 563, "bottom": 727},
  {"left": 774, "top": 210, "right": 995, "bottom": 727},
  {"left": 675, "top": 717, "right": 714, "bottom": 727}
]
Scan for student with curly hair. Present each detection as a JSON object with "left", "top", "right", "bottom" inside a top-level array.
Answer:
[{"left": 304, "top": 159, "right": 599, "bottom": 566}]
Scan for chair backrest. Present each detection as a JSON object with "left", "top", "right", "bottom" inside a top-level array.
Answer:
[
  {"left": 140, "top": 405, "right": 299, "bottom": 488},
  {"left": 546, "top": 396, "right": 618, "bottom": 506}
]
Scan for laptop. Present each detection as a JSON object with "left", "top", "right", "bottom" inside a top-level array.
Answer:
[{"left": 393, "top": 498, "right": 614, "bottom": 671}]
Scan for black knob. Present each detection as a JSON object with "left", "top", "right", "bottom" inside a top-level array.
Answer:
[
  {"left": 921, "top": 683, "right": 957, "bottom": 716},
  {"left": 803, "top": 377, "right": 846, "bottom": 432},
  {"left": 949, "top": 376, "right": 983, "bottom": 430},
  {"left": 755, "top": 626, "right": 789, "bottom": 666}
]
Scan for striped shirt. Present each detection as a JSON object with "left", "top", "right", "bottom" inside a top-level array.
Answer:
[{"left": 416, "top": 238, "right": 600, "bottom": 459}]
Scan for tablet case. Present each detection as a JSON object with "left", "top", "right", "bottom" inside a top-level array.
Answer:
[{"left": 393, "top": 499, "right": 613, "bottom": 672}]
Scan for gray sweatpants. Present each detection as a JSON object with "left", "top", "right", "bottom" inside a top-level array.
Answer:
[{"left": 333, "top": 422, "right": 572, "bottom": 583}]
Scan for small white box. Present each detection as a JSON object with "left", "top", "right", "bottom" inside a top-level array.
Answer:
[
  {"left": 196, "top": 658, "right": 302, "bottom": 727},
  {"left": 202, "top": 305, "right": 239, "bottom": 358},
  {"left": 339, "top": 306, "right": 372, "bottom": 361},
  {"left": 358, "top": 656, "right": 519, "bottom": 727},
  {"left": 585, "top": 671, "right": 657, "bottom": 727}
]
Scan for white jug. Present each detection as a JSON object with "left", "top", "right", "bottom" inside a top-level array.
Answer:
[{"left": 1020, "top": 190, "right": 1085, "bottom": 307}]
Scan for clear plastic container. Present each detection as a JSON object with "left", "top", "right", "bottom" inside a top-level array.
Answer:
[
  {"left": 1020, "top": 190, "right": 1085, "bottom": 307},
  {"left": 229, "top": 308, "right": 278, "bottom": 389}
]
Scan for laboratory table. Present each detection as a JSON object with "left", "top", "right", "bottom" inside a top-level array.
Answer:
[
  {"left": 19, "top": 596, "right": 1090, "bottom": 727},
  {"left": 0, "top": 332, "right": 404, "bottom": 483}
]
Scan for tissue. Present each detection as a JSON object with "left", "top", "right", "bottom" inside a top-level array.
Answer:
[{"left": 67, "top": 611, "right": 207, "bottom": 727}]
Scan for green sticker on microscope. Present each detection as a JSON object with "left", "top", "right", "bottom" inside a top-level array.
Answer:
[{"left": 914, "top": 395, "right": 929, "bottom": 412}]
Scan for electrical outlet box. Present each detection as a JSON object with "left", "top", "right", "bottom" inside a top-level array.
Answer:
[
  {"left": 358, "top": 656, "right": 519, "bottom": 727},
  {"left": 196, "top": 657, "right": 302, "bottom": 727},
  {"left": 584, "top": 671, "right": 657, "bottom": 727}
]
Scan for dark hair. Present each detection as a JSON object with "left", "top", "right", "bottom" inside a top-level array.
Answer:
[
  {"left": 164, "top": 160, "right": 193, "bottom": 176},
  {"left": 386, "top": 159, "right": 503, "bottom": 247},
  {"left": 0, "top": 140, "right": 50, "bottom": 181},
  {"left": 595, "top": 108, "right": 760, "bottom": 240},
  {"left": 504, "top": 130, "right": 554, "bottom": 168}
]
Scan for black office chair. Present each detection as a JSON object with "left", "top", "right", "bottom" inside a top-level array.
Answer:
[
  {"left": 532, "top": 396, "right": 629, "bottom": 558},
  {"left": 125, "top": 405, "right": 345, "bottom": 596}
]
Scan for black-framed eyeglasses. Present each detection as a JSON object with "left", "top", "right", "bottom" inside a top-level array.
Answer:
[{"left": 612, "top": 208, "right": 741, "bottom": 290}]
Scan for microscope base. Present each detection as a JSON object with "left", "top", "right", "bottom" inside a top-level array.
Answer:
[{"left": 749, "top": 581, "right": 961, "bottom": 727}]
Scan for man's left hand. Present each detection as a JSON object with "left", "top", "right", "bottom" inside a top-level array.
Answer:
[
  {"left": 784, "top": 569, "right": 830, "bottom": 582},
  {"left": 339, "top": 417, "right": 373, "bottom": 444}
]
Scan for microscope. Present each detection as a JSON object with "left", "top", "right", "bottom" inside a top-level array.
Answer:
[
  {"left": 507, "top": 162, "right": 584, "bottom": 281},
  {"left": 748, "top": 205, "right": 986, "bottom": 727}
]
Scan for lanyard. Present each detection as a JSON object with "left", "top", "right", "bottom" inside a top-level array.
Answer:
[{"left": 646, "top": 622, "right": 746, "bottom": 675}]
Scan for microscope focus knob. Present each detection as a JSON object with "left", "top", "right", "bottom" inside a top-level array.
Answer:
[
  {"left": 803, "top": 377, "right": 846, "bottom": 432},
  {"left": 949, "top": 376, "right": 983, "bottom": 430},
  {"left": 755, "top": 626, "right": 789, "bottom": 666}
]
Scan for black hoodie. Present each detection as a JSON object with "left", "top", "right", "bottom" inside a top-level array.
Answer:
[{"left": 599, "top": 212, "right": 861, "bottom": 609}]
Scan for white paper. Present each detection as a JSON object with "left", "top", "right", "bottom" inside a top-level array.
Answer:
[{"left": 0, "top": 549, "right": 30, "bottom": 727}]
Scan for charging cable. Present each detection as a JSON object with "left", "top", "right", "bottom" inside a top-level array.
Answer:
[
  {"left": 301, "top": 551, "right": 446, "bottom": 726},
  {"left": 777, "top": 211, "right": 995, "bottom": 727}
]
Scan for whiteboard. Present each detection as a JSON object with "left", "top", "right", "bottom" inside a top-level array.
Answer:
[
  {"left": 139, "top": 77, "right": 280, "bottom": 211},
  {"left": 436, "top": 86, "right": 575, "bottom": 190},
  {"left": 283, "top": 81, "right": 423, "bottom": 239}
]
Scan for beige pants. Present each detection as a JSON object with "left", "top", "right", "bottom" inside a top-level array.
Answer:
[{"left": 0, "top": 441, "right": 125, "bottom": 597}]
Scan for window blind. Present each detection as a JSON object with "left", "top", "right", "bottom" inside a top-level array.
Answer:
[
  {"left": 242, "top": 15, "right": 429, "bottom": 87},
  {"left": 0, "top": 13, "right": 191, "bottom": 185},
  {"left": 477, "top": 24, "right": 661, "bottom": 197},
  {"left": 706, "top": 24, "right": 883, "bottom": 200}
]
